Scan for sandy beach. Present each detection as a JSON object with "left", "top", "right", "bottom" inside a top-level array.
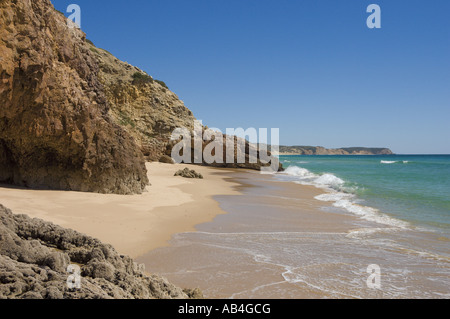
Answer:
[
  {"left": 137, "top": 170, "right": 363, "bottom": 298},
  {"left": 2, "top": 162, "right": 448, "bottom": 299},
  {"left": 137, "top": 169, "right": 450, "bottom": 299},
  {"left": 0, "top": 163, "right": 240, "bottom": 259}
]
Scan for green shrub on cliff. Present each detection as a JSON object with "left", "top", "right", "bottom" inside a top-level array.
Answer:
[
  {"left": 154, "top": 79, "right": 169, "bottom": 90},
  {"left": 118, "top": 111, "right": 136, "bottom": 128},
  {"left": 131, "top": 72, "right": 169, "bottom": 90},
  {"left": 132, "top": 72, "right": 153, "bottom": 85}
]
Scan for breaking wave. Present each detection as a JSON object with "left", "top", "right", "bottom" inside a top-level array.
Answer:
[
  {"left": 381, "top": 160, "right": 409, "bottom": 164},
  {"left": 279, "top": 165, "right": 410, "bottom": 229}
]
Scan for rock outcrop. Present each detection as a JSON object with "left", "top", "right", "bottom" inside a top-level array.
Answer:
[
  {"left": 166, "top": 134, "right": 284, "bottom": 172},
  {"left": 0, "top": 205, "right": 197, "bottom": 299},
  {"left": 174, "top": 168, "right": 203, "bottom": 179},
  {"left": 159, "top": 155, "right": 175, "bottom": 164},
  {"left": 278, "top": 146, "right": 394, "bottom": 155},
  {"left": 0, "top": 0, "right": 148, "bottom": 194},
  {"left": 79, "top": 42, "right": 280, "bottom": 171}
]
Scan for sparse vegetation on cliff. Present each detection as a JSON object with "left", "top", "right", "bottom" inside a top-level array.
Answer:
[
  {"left": 155, "top": 79, "right": 169, "bottom": 90},
  {"left": 118, "top": 111, "right": 136, "bottom": 128},
  {"left": 132, "top": 72, "right": 154, "bottom": 85}
]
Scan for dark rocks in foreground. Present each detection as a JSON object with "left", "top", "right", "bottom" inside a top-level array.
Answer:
[{"left": 0, "top": 205, "right": 198, "bottom": 299}]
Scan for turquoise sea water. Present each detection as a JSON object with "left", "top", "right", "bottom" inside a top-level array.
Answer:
[{"left": 279, "top": 155, "right": 450, "bottom": 234}]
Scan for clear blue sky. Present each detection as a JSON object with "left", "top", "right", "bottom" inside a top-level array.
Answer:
[{"left": 54, "top": 0, "right": 450, "bottom": 154}]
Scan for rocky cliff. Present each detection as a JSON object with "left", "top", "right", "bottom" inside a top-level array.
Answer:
[
  {"left": 0, "top": 0, "right": 275, "bottom": 195},
  {"left": 0, "top": 0, "right": 149, "bottom": 194},
  {"left": 278, "top": 146, "right": 394, "bottom": 155},
  {"left": 88, "top": 44, "right": 196, "bottom": 161},
  {"left": 0, "top": 204, "right": 201, "bottom": 299},
  {"left": 88, "top": 44, "right": 280, "bottom": 171}
]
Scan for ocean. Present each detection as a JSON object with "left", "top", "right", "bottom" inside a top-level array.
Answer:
[
  {"left": 279, "top": 155, "right": 450, "bottom": 234},
  {"left": 139, "top": 155, "right": 450, "bottom": 299}
]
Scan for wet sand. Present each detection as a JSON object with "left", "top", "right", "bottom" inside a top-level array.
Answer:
[
  {"left": 137, "top": 170, "right": 359, "bottom": 298},
  {"left": 137, "top": 170, "right": 450, "bottom": 299}
]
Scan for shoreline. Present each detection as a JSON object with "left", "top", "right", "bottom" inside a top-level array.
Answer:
[
  {"left": 137, "top": 168, "right": 450, "bottom": 299},
  {"left": 0, "top": 162, "right": 241, "bottom": 259},
  {"left": 137, "top": 170, "right": 361, "bottom": 298},
  {"left": 1, "top": 161, "right": 448, "bottom": 298}
]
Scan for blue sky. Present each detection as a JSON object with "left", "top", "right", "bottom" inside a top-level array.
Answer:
[{"left": 54, "top": 0, "right": 450, "bottom": 154}]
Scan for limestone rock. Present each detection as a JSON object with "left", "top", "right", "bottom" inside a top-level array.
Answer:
[
  {"left": 159, "top": 155, "right": 175, "bottom": 164},
  {"left": 0, "top": 0, "right": 148, "bottom": 194},
  {"left": 88, "top": 45, "right": 196, "bottom": 162},
  {"left": 87, "top": 41, "right": 279, "bottom": 171},
  {"left": 183, "top": 287, "right": 204, "bottom": 299},
  {"left": 166, "top": 134, "right": 284, "bottom": 172},
  {"left": 174, "top": 168, "right": 203, "bottom": 179},
  {"left": 0, "top": 204, "right": 192, "bottom": 299}
]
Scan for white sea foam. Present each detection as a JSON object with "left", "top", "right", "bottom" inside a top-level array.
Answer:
[
  {"left": 280, "top": 165, "right": 410, "bottom": 229},
  {"left": 314, "top": 192, "right": 354, "bottom": 202},
  {"left": 283, "top": 166, "right": 345, "bottom": 190},
  {"left": 380, "top": 160, "right": 409, "bottom": 164},
  {"left": 345, "top": 227, "right": 404, "bottom": 239},
  {"left": 284, "top": 166, "right": 316, "bottom": 178},
  {"left": 315, "top": 191, "right": 409, "bottom": 228},
  {"left": 283, "top": 166, "right": 344, "bottom": 190},
  {"left": 314, "top": 174, "right": 345, "bottom": 190}
]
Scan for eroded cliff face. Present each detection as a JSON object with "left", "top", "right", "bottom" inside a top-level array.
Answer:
[
  {"left": 89, "top": 46, "right": 280, "bottom": 170},
  {"left": 0, "top": 0, "right": 148, "bottom": 194},
  {"left": 88, "top": 45, "right": 196, "bottom": 161}
]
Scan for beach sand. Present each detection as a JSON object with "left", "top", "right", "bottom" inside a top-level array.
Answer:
[
  {"left": 1, "top": 164, "right": 447, "bottom": 298},
  {"left": 137, "top": 170, "right": 363, "bottom": 298},
  {"left": 0, "top": 162, "right": 241, "bottom": 258},
  {"left": 136, "top": 170, "right": 450, "bottom": 299}
]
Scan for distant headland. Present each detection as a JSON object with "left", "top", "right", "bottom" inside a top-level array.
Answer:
[{"left": 278, "top": 146, "right": 394, "bottom": 155}]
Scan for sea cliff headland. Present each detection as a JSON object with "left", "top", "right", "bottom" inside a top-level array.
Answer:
[{"left": 278, "top": 146, "right": 394, "bottom": 155}]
